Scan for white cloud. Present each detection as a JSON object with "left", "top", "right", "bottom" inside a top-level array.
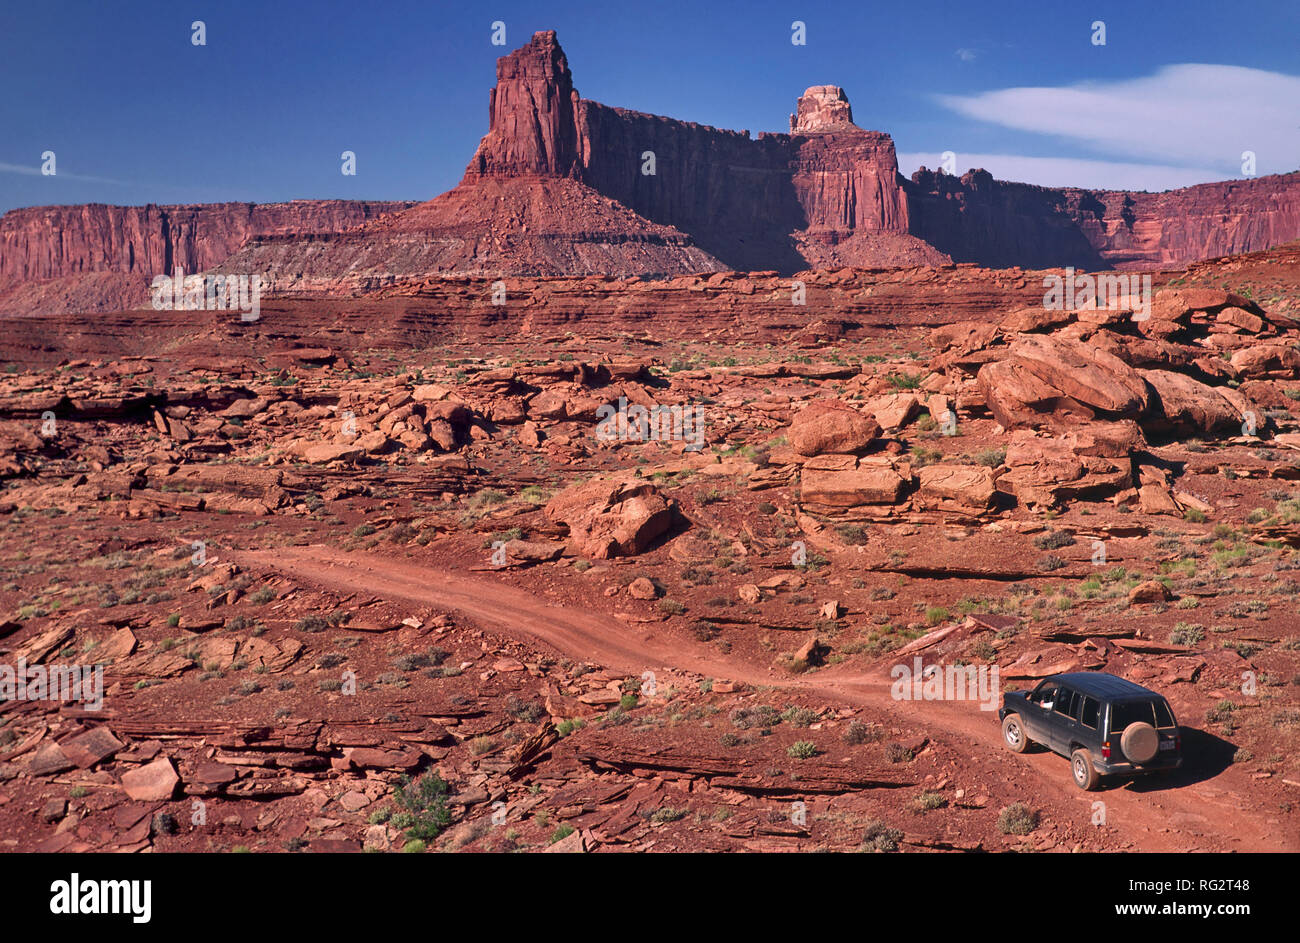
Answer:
[
  {"left": 955, "top": 48, "right": 977, "bottom": 62},
  {"left": 934, "top": 64, "right": 1300, "bottom": 179},
  {"left": 0, "top": 162, "right": 43, "bottom": 176},
  {"left": 896, "top": 151, "right": 1231, "bottom": 192},
  {"left": 0, "top": 161, "right": 125, "bottom": 184}
]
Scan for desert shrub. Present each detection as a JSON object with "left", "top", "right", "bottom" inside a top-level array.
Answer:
[
  {"left": 1034, "top": 529, "right": 1075, "bottom": 550},
  {"left": 780, "top": 706, "right": 819, "bottom": 727},
  {"left": 997, "top": 802, "right": 1038, "bottom": 835},
  {"left": 392, "top": 773, "right": 452, "bottom": 841},
  {"left": 787, "top": 740, "right": 817, "bottom": 759},
  {"left": 861, "top": 820, "right": 904, "bottom": 852},
  {"left": 730, "top": 705, "right": 781, "bottom": 730},
  {"left": 549, "top": 824, "right": 575, "bottom": 844},
  {"left": 842, "top": 720, "right": 881, "bottom": 745},
  {"left": 913, "top": 791, "right": 947, "bottom": 811},
  {"left": 885, "top": 743, "right": 914, "bottom": 764}
]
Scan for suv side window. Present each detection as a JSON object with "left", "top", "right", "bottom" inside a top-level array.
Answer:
[
  {"left": 1053, "top": 688, "right": 1077, "bottom": 718},
  {"left": 1031, "top": 682, "right": 1058, "bottom": 708},
  {"left": 1079, "top": 696, "right": 1099, "bottom": 729}
]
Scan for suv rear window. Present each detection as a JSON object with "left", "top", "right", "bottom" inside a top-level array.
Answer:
[
  {"left": 1109, "top": 700, "right": 1156, "bottom": 734},
  {"left": 1153, "top": 699, "right": 1176, "bottom": 729}
]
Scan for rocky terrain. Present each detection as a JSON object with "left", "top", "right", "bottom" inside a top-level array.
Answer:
[
  {"left": 2, "top": 240, "right": 1299, "bottom": 854},
  {"left": 3, "top": 30, "right": 1299, "bottom": 318}
]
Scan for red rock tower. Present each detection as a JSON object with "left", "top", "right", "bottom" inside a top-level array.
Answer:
[
  {"left": 790, "top": 86, "right": 856, "bottom": 133},
  {"left": 463, "top": 30, "right": 582, "bottom": 179}
]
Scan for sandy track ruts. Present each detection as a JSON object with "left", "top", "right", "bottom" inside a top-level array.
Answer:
[{"left": 239, "top": 546, "right": 1295, "bottom": 853}]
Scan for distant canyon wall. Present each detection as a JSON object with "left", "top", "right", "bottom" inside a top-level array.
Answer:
[
  {"left": 1, "top": 28, "right": 1298, "bottom": 303},
  {"left": 905, "top": 168, "right": 1300, "bottom": 271},
  {"left": 0, "top": 200, "right": 412, "bottom": 285}
]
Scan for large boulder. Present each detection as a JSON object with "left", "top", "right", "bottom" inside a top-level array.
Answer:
[
  {"left": 1059, "top": 419, "right": 1146, "bottom": 458},
  {"left": 302, "top": 442, "right": 364, "bottom": 464},
  {"left": 120, "top": 756, "right": 180, "bottom": 802},
  {"left": 544, "top": 478, "right": 679, "bottom": 559},
  {"left": 1151, "top": 288, "right": 1256, "bottom": 321},
  {"left": 999, "top": 307, "right": 1075, "bottom": 334},
  {"left": 977, "top": 334, "right": 1149, "bottom": 429},
  {"left": 1140, "top": 369, "right": 1254, "bottom": 435},
  {"left": 978, "top": 359, "right": 1094, "bottom": 429},
  {"left": 788, "top": 399, "right": 880, "bottom": 457},
  {"left": 1215, "top": 307, "right": 1265, "bottom": 334},
  {"left": 995, "top": 433, "right": 1133, "bottom": 509},
  {"left": 915, "top": 464, "right": 996, "bottom": 513},
  {"left": 928, "top": 320, "right": 998, "bottom": 355},
  {"left": 1229, "top": 344, "right": 1300, "bottom": 379},
  {"left": 866, "top": 393, "right": 920, "bottom": 432},
  {"left": 800, "top": 459, "right": 907, "bottom": 509},
  {"left": 1008, "top": 334, "right": 1149, "bottom": 416}
]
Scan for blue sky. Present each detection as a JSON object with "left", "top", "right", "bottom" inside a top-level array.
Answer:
[{"left": 1, "top": 0, "right": 1297, "bottom": 214}]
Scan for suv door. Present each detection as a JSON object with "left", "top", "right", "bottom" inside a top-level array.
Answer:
[
  {"left": 1049, "top": 687, "right": 1081, "bottom": 755},
  {"left": 1022, "top": 681, "right": 1060, "bottom": 744},
  {"left": 1077, "top": 694, "right": 1102, "bottom": 749}
]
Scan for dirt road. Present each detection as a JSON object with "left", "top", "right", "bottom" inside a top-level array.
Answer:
[{"left": 240, "top": 545, "right": 1295, "bottom": 853}]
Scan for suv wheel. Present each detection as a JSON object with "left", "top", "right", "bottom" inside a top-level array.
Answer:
[
  {"left": 1002, "top": 714, "right": 1029, "bottom": 753},
  {"left": 1071, "top": 748, "right": 1101, "bottom": 791}
]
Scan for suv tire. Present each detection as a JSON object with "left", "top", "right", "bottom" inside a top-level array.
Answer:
[
  {"left": 1072, "top": 748, "right": 1101, "bottom": 790},
  {"left": 1120, "top": 722, "right": 1159, "bottom": 763},
  {"left": 1002, "top": 713, "right": 1029, "bottom": 753}
]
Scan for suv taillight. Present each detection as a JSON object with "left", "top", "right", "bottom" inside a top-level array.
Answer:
[{"left": 1102, "top": 740, "right": 1111, "bottom": 760}]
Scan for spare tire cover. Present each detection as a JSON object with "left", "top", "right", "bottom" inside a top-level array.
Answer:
[{"left": 1121, "top": 722, "right": 1159, "bottom": 763}]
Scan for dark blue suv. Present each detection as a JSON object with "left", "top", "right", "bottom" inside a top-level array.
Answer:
[{"left": 999, "top": 672, "right": 1182, "bottom": 790}]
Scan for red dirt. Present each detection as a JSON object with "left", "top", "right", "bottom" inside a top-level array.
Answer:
[{"left": 243, "top": 545, "right": 1295, "bottom": 853}]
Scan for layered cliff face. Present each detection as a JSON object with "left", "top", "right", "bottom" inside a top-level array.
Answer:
[
  {"left": 461, "top": 31, "right": 929, "bottom": 272},
  {"left": 906, "top": 168, "right": 1300, "bottom": 270},
  {"left": 0, "top": 200, "right": 412, "bottom": 286},
  {"left": 905, "top": 170, "right": 1108, "bottom": 270},
  {"left": 1072, "top": 173, "right": 1300, "bottom": 269}
]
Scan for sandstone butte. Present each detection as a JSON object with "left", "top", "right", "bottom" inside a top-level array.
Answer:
[{"left": 2, "top": 28, "right": 1299, "bottom": 315}]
